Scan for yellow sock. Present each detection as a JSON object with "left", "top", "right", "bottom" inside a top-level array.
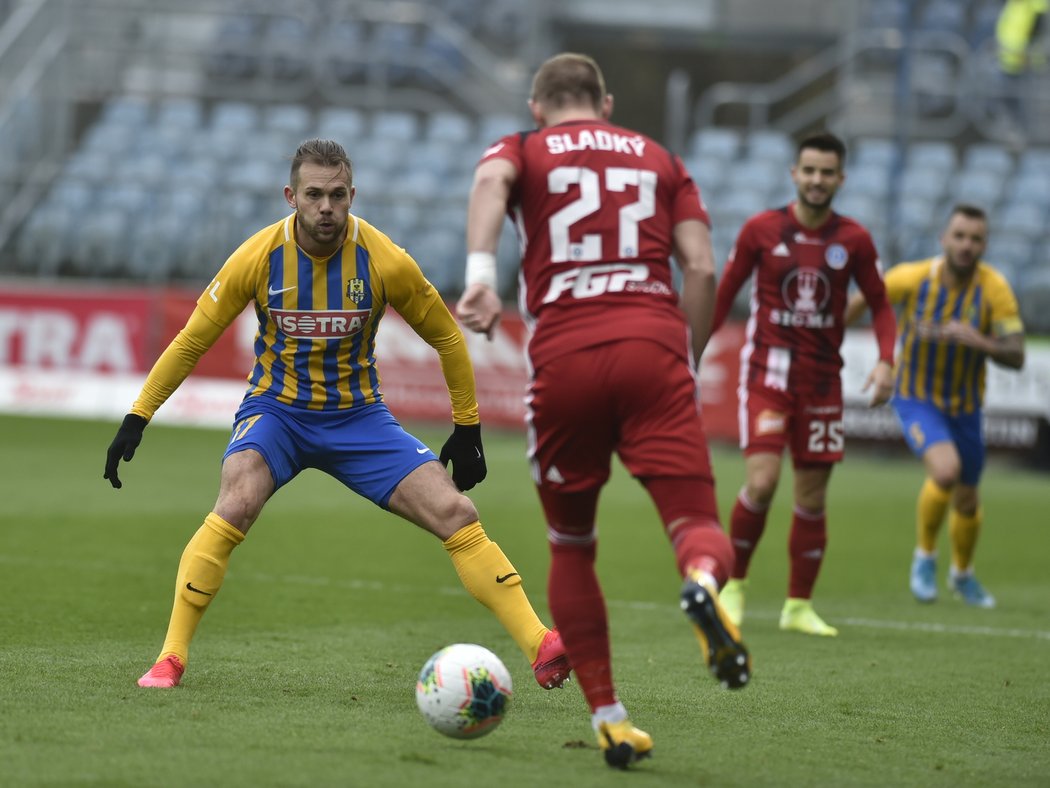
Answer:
[
  {"left": 917, "top": 478, "right": 950, "bottom": 553},
  {"left": 949, "top": 508, "right": 982, "bottom": 573},
  {"left": 157, "top": 513, "right": 244, "bottom": 664},
  {"left": 443, "top": 521, "right": 548, "bottom": 662}
]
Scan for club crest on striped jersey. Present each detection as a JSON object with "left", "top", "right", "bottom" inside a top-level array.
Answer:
[
  {"left": 346, "top": 277, "right": 366, "bottom": 304},
  {"left": 270, "top": 308, "right": 370, "bottom": 339}
]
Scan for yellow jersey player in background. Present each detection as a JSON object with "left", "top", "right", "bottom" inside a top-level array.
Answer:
[
  {"left": 103, "top": 138, "right": 569, "bottom": 689},
  {"left": 847, "top": 203, "right": 1025, "bottom": 608}
]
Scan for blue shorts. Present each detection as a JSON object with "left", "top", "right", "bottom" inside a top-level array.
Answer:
[
  {"left": 223, "top": 396, "right": 438, "bottom": 508},
  {"left": 892, "top": 397, "right": 985, "bottom": 486}
]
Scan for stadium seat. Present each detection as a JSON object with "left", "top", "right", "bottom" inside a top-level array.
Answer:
[
  {"left": 917, "top": 0, "right": 966, "bottom": 33},
  {"left": 155, "top": 97, "right": 204, "bottom": 131},
  {"left": 426, "top": 111, "right": 474, "bottom": 145},
  {"left": 897, "top": 193, "right": 939, "bottom": 231},
  {"left": 98, "top": 95, "right": 152, "bottom": 129},
  {"left": 682, "top": 154, "right": 726, "bottom": 195},
  {"left": 404, "top": 140, "right": 458, "bottom": 179},
  {"left": 834, "top": 192, "right": 883, "bottom": 227},
  {"left": 71, "top": 209, "right": 127, "bottom": 276},
  {"left": 1017, "top": 269, "right": 1050, "bottom": 333},
  {"left": 206, "top": 13, "right": 262, "bottom": 80},
  {"left": 264, "top": 14, "right": 312, "bottom": 82},
  {"left": 853, "top": 137, "right": 898, "bottom": 169},
  {"left": 863, "top": 0, "right": 909, "bottom": 29},
  {"left": 962, "top": 143, "right": 1015, "bottom": 177},
  {"left": 689, "top": 127, "right": 742, "bottom": 160},
  {"left": 734, "top": 159, "right": 783, "bottom": 198},
  {"left": 844, "top": 162, "right": 893, "bottom": 200},
  {"left": 389, "top": 169, "right": 443, "bottom": 200},
  {"left": 121, "top": 152, "right": 170, "bottom": 188},
  {"left": 969, "top": 0, "right": 1002, "bottom": 45},
  {"left": 369, "top": 22, "right": 420, "bottom": 85},
  {"left": 210, "top": 101, "right": 260, "bottom": 132},
  {"left": 65, "top": 149, "right": 112, "bottom": 183},
  {"left": 323, "top": 18, "right": 368, "bottom": 84},
  {"left": 984, "top": 235, "right": 1036, "bottom": 272},
  {"left": 477, "top": 113, "right": 524, "bottom": 144},
  {"left": 906, "top": 141, "right": 957, "bottom": 174},
  {"left": 899, "top": 165, "right": 951, "bottom": 202},
  {"left": 370, "top": 110, "right": 421, "bottom": 142},
  {"left": 1018, "top": 147, "right": 1050, "bottom": 176},
  {"left": 710, "top": 188, "right": 768, "bottom": 226},
  {"left": 996, "top": 201, "right": 1046, "bottom": 239},
  {"left": 264, "top": 103, "right": 313, "bottom": 139},
  {"left": 951, "top": 170, "right": 1006, "bottom": 210},
  {"left": 318, "top": 107, "right": 366, "bottom": 141},
  {"left": 746, "top": 129, "right": 794, "bottom": 165},
  {"left": 419, "top": 28, "right": 468, "bottom": 89},
  {"left": 1012, "top": 172, "right": 1050, "bottom": 205}
]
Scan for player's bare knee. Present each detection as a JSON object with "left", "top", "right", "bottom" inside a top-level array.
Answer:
[
  {"left": 929, "top": 463, "right": 961, "bottom": 491},
  {"left": 212, "top": 493, "right": 262, "bottom": 532},
  {"left": 440, "top": 492, "right": 479, "bottom": 530},
  {"left": 746, "top": 476, "right": 778, "bottom": 506}
]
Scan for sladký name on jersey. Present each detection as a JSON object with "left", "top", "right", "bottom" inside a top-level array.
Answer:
[{"left": 545, "top": 130, "right": 647, "bottom": 157}]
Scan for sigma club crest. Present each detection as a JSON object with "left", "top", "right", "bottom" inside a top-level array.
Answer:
[{"left": 346, "top": 277, "right": 366, "bottom": 304}]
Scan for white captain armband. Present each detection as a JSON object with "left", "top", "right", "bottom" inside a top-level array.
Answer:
[{"left": 465, "top": 251, "right": 498, "bottom": 290}]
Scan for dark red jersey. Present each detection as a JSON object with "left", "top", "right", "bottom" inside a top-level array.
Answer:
[
  {"left": 479, "top": 120, "right": 709, "bottom": 368},
  {"left": 712, "top": 204, "right": 895, "bottom": 390}
]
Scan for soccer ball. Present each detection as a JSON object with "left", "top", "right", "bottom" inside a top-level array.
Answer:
[{"left": 415, "top": 643, "right": 513, "bottom": 739}]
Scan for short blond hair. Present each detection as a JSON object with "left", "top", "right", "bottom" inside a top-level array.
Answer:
[
  {"left": 530, "top": 52, "right": 606, "bottom": 111},
  {"left": 290, "top": 138, "right": 353, "bottom": 189}
]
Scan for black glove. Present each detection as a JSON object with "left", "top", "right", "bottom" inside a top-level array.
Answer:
[
  {"left": 439, "top": 423, "right": 487, "bottom": 491},
  {"left": 104, "top": 413, "right": 148, "bottom": 489}
]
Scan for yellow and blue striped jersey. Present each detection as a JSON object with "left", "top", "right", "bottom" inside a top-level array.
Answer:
[
  {"left": 886, "top": 256, "right": 1023, "bottom": 414},
  {"left": 134, "top": 212, "right": 478, "bottom": 422}
]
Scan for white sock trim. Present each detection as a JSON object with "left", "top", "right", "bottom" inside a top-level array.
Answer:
[{"left": 591, "top": 702, "right": 628, "bottom": 731}]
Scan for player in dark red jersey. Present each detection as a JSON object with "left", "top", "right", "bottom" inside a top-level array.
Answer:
[
  {"left": 455, "top": 52, "right": 749, "bottom": 769},
  {"left": 711, "top": 132, "right": 897, "bottom": 637}
]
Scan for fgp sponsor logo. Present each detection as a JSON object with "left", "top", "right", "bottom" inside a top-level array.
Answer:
[
  {"left": 271, "top": 309, "right": 369, "bottom": 339},
  {"left": 542, "top": 263, "right": 654, "bottom": 304},
  {"left": 770, "top": 267, "right": 834, "bottom": 328}
]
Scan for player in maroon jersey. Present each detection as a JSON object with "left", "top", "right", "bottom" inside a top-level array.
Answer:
[
  {"left": 711, "top": 132, "right": 897, "bottom": 637},
  {"left": 455, "top": 52, "right": 749, "bottom": 769}
]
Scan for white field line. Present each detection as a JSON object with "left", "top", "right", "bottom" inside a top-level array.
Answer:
[{"left": 3, "top": 553, "right": 1049, "bottom": 642}]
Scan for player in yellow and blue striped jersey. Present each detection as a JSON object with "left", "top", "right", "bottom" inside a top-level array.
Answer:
[
  {"left": 104, "top": 139, "right": 569, "bottom": 690},
  {"left": 847, "top": 204, "right": 1025, "bottom": 608}
]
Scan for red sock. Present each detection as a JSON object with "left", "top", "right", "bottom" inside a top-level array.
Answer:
[
  {"left": 642, "top": 477, "right": 733, "bottom": 585},
  {"left": 788, "top": 506, "right": 827, "bottom": 599},
  {"left": 729, "top": 489, "right": 770, "bottom": 579},
  {"left": 548, "top": 539, "right": 615, "bottom": 711}
]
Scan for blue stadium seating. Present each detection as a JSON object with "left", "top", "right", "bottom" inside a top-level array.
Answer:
[
  {"left": 844, "top": 162, "right": 893, "bottom": 200},
  {"left": 917, "top": 0, "right": 966, "bottom": 33},
  {"left": 477, "top": 113, "right": 525, "bottom": 144},
  {"left": 318, "top": 107, "right": 366, "bottom": 141},
  {"left": 962, "top": 143, "right": 1015, "bottom": 177},
  {"left": 746, "top": 129, "right": 795, "bottom": 165},
  {"left": 906, "top": 140, "right": 957, "bottom": 173},
  {"left": 683, "top": 154, "right": 726, "bottom": 196},
  {"left": 996, "top": 201, "right": 1046, "bottom": 240},
  {"left": 371, "top": 110, "right": 421, "bottom": 142},
  {"left": 689, "top": 127, "right": 742, "bottom": 160},
  {"left": 853, "top": 137, "right": 898, "bottom": 169},
  {"left": 426, "top": 111, "right": 474, "bottom": 145},
  {"left": 900, "top": 165, "right": 951, "bottom": 202}
]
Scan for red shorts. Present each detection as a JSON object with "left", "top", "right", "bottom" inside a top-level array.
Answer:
[
  {"left": 527, "top": 339, "right": 714, "bottom": 492},
  {"left": 738, "top": 383, "right": 844, "bottom": 465}
]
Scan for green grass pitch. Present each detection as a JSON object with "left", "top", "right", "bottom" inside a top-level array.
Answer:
[{"left": 1, "top": 414, "right": 1047, "bottom": 787}]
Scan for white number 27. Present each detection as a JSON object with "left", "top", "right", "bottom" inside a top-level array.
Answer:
[{"left": 547, "top": 166, "right": 657, "bottom": 263}]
